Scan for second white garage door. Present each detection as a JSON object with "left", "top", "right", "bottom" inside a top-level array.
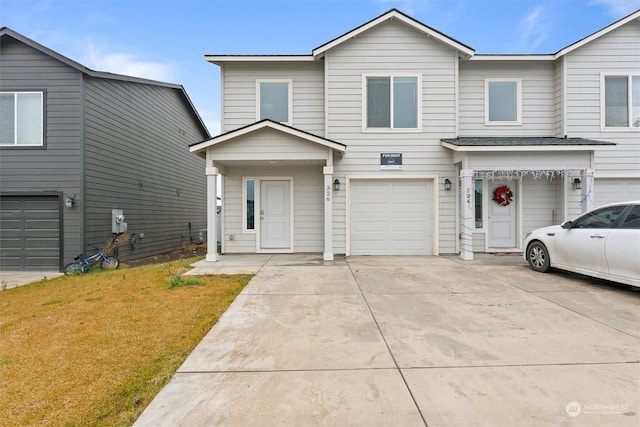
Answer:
[{"left": 350, "top": 179, "right": 433, "bottom": 255}]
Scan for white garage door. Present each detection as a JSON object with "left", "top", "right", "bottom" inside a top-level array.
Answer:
[
  {"left": 350, "top": 180, "right": 433, "bottom": 255},
  {"left": 594, "top": 178, "right": 640, "bottom": 207}
]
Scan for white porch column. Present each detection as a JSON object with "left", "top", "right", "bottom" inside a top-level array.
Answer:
[
  {"left": 323, "top": 166, "right": 334, "bottom": 261},
  {"left": 460, "top": 169, "right": 474, "bottom": 261},
  {"left": 206, "top": 166, "right": 219, "bottom": 262}
]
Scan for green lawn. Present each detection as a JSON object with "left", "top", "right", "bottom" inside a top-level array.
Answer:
[{"left": 0, "top": 259, "right": 252, "bottom": 426}]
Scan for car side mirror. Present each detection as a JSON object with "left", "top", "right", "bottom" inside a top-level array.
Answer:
[{"left": 561, "top": 221, "right": 573, "bottom": 229}]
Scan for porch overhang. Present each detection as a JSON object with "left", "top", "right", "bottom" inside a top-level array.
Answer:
[
  {"left": 441, "top": 137, "right": 616, "bottom": 152},
  {"left": 190, "top": 119, "right": 346, "bottom": 156}
]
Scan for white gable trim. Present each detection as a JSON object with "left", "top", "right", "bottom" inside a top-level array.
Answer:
[
  {"left": 554, "top": 10, "right": 640, "bottom": 58},
  {"left": 312, "top": 9, "right": 475, "bottom": 58},
  {"left": 190, "top": 120, "right": 346, "bottom": 153}
]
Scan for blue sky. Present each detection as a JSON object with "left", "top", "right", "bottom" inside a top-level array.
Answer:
[{"left": 2, "top": 0, "right": 639, "bottom": 135}]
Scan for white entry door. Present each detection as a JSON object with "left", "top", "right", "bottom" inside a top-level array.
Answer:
[
  {"left": 488, "top": 184, "right": 517, "bottom": 249},
  {"left": 260, "top": 180, "right": 291, "bottom": 249}
]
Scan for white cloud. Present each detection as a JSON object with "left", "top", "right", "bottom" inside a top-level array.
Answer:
[
  {"left": 81, "top": 41, "right": 175, "bottom": 82},
  {"left": 516, "top": 6, "right": 550, "bottom": 52},
  {"left": 590, "top": 0, "right": 640, "bottom": 17}
]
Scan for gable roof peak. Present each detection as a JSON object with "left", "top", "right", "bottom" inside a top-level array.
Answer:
[{"left": 312, "top": 8, "right": 474, "bottom": 59}]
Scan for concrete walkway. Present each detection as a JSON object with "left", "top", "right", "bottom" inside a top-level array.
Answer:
[
  {"left": 135, "top": 254, "right": 639, "bottom": 426},
  {"left": 0, "top": 271, "right": 63, "bottom": 291}
]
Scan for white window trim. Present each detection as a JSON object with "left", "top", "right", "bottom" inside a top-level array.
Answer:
[
  {"left": 484, "top": 78, "right": 522, "bottom": 126},
  {"left": 600, "top": 72, "right": 640, "bottom": 131},
  {"left": 256, "top": 79, "right": 293, "bottom": 125},
  {"left": 362, "top": 73, "right": 423, "bottom": 133},
  {"left": 242, "top": 177, "right": 257, "bottom": 234},
  {"left": 0, "top": 91, "right": 44, "bottom": 146}
]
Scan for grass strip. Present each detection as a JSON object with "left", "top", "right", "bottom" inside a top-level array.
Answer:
[{"left": 0, "top": 258, "right": 252, "bottom": 426}]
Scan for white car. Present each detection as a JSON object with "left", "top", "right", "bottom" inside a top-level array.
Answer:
[{"left": 524, "top": 201, "right": 640, "bottom": 287}]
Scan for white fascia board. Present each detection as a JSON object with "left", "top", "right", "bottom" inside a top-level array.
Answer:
[
  {"left": 470, "top": 55, "right": 555, "bottom": 61},
  {"left": 554, "top": 10, "right": 640, "bottom": 58},
  {"left": 312, "top": 10, "right": 474, "bottom": 58},
  {"left": 205, "top": 55, "right": 315, "bottom": 65},
  {"left": 441, "top": 142, "right": 616, "bottom": 152}
]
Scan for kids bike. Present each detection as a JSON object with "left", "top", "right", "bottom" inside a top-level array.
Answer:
[{"left": 63, "top": 245, "right": 120, "bottom": 274}]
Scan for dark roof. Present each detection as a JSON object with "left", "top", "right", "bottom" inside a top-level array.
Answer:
[
  {"left": 1, "top": 26, "right": 210, "bottom": 138},
  {"left": 441, "top": 137, "right": 616, "bottom": 147}
]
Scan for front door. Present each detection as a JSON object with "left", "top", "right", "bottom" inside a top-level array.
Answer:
[
  {"left": 260, "top": 180, "right": 291, "bottom": 249},
  {"left": 488, "top": 183, "right": 517, "bottom": 249}
]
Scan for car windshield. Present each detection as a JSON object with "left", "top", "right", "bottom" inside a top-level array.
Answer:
[{"left": 572, "top": 205, "right": 627, "bottom": 229}]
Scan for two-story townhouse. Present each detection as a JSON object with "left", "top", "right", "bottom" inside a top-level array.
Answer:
[
  {"left": 191, "top": 9, "right": 639, "bottom": 262},
  {"left": 0, "top": 28, "right": 210, "bottom": 271}
]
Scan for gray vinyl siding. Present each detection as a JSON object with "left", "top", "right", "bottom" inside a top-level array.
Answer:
[
  {"left": 221, "top": 166, "right": 323, "bottom": 254},
  {"left": 521, "top": 176, "right": 563, "bottom": 237},
  {"left": 221, "top": 61, "right": 325, "bottom": 135},
  {"left": 564, "top": 20, "right": 640, "bottom": 177},
  {"left": 0, "top": 35, "right": 83, "bottom": 267},
  {"left": 553, "top": 59, "right": 564, "bottom": 137},
  {"left": 209, "top": 127, "right": 332, "bottom": 161},
  {"left": 323, "top": 19, "right": 459, "bottom": 254},
  {"left": 466, "top": 151, "right": 591, "bottom": 170},
  {"left": 458, "top": 60, "right": 555, "bottom": 136},
  {"left": 83, "top": 77, "right": 208, "bottom": 261}
]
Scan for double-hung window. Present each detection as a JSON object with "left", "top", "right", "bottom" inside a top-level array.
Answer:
[
  {"left": 257, "top": 80, "right": 292, "bottom": 124},
  {"left": 603, "top": 74, "right": 640, "bottom": 128},
  {"left": 0, "top": 91, "right": 44, "bottom": 146},
  {"left": 364, "top": 75, "right": 420, "bottom": 131},
  {"left": 485, "top": 79, "right": 521, "bottom": 125}
]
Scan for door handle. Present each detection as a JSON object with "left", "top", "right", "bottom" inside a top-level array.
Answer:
[{"left": 590, "top": 234, "right": 605, "bottom": 239}]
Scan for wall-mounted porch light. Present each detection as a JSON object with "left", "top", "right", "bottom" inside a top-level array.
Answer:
[
  {"left": 573, "top": 178, "right": 582, "bottom": 190},
  {"left": 444, "top": 178, "right": 452, "bottom": 191},
  {"left": 64, "top": 196, "right": 74, "bottom": 208},
  {"left": 333, "top": 178, "right": 341, "bottom": 192}
]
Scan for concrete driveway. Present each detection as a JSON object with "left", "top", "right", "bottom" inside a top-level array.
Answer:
[
  {"left": 134, "top": 254, "right": 639, "bottom": 426},
  {"left": 0, "top": 271, "right": 63, "bottom": 290}
]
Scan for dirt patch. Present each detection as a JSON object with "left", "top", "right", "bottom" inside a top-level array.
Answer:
[{"left": 122, "top": 243, "right": 208, "bottom": 268}]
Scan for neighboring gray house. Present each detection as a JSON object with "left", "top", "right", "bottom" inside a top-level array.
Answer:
[
  {"left": 192, "top": 9, "right": 640, "bottom": 262},
  {"left": 0, "top": 28, "right": 210, "bottom": 271}
]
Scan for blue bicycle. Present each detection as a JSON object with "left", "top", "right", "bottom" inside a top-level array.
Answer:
[{"left": 64, "top": 245, "right": 120, "bottom": 274}]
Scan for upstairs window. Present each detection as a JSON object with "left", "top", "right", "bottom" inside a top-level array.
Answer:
[
  {"left": 364, "top": 75, "right": 420, "bottom": 131},
  {"left": 0, "top": 91, "right": 44, "bottom": 146},
  {"left": 604, "top": 75, "right": 640, "bottom": 128},
  {"left": 485, "top": 79, "right": 521, "bottom": 125},
  {"left": 257, "top": 80, "right": 291, "bottom": 124}
]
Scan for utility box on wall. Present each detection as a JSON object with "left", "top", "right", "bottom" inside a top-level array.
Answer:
[{"left": 112, "top": 209, "right": 128, "bottom": 234}]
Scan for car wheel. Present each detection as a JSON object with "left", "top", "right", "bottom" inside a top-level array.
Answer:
[{"left": 527, "top": 241, "right": 551, "bottom": 273}]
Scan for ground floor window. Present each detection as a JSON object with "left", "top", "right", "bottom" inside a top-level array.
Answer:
[
  {"left": 243, "top": 178, "right": 255, "bottom": 232},
  {"left": 475, "top": 179, "right": 483, "bottom": 228}
]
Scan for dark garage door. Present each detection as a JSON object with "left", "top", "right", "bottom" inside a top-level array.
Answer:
[{"left": 0, "top": 195, "right": 61, "bottom": 270}]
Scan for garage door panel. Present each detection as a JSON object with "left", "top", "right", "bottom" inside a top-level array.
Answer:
[
  {"left": 350, "top": 180, "right": 432, "bottom": 255},
  {"left": 595, "top": 179, "right": 640, "bottom": 206},
  {"left": 0, "top": 195, "right": 61, "bottom": 270}
]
